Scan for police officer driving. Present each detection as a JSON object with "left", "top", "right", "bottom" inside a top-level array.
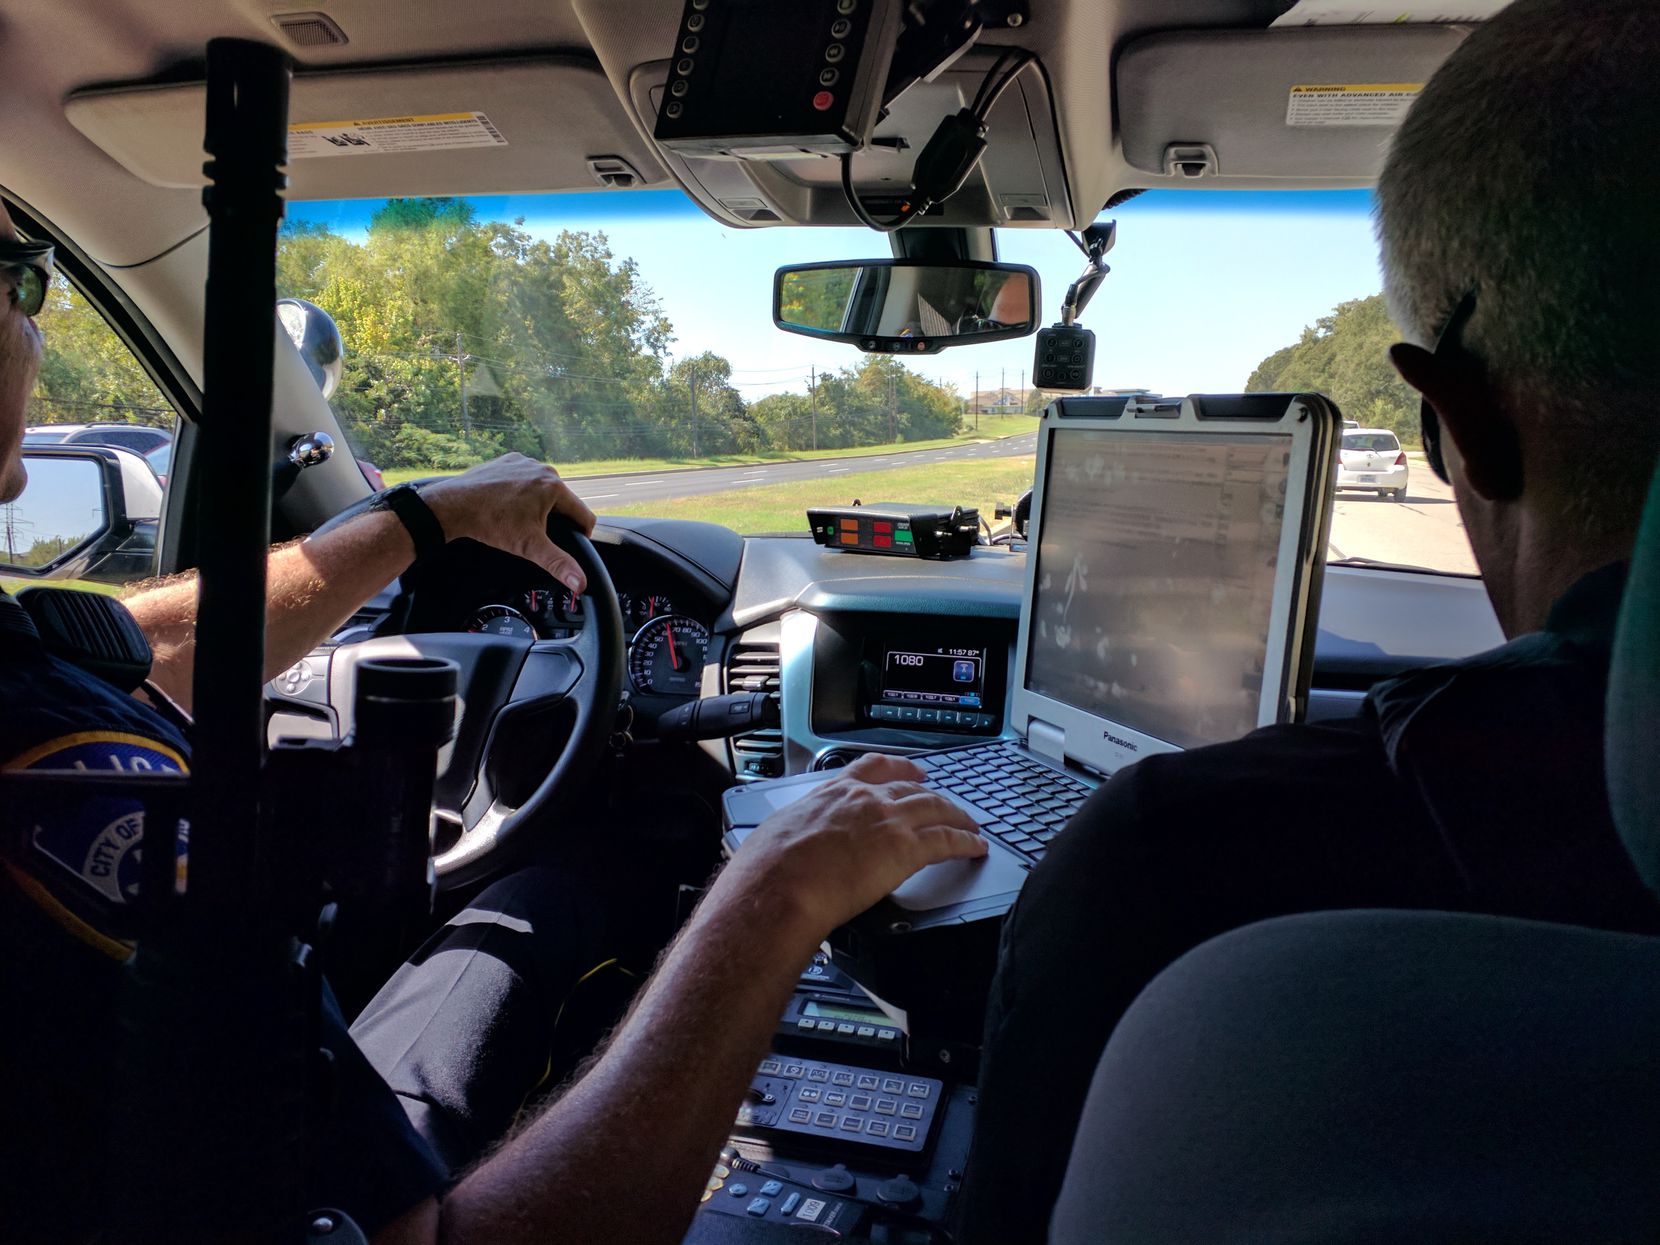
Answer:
[{"left": 0, "top": 197, "right": 987, "bottom": 1245}]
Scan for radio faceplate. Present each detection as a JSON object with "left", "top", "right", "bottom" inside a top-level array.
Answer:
[
  {"left": 864, "top": 636, "right": 1002, "bottom": 733},
  {"left": 807, "top": 614, "right": 1012, "bottom": 741}
]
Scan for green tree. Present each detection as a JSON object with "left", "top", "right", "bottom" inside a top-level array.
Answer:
[
  {"left": 751, "top": 392, "right": 816, "bottom": 450},
  {"left": 29, "top": 276, "right": 172, "bottom": 430},
  {"left": 274, "top": 207, "right": 677, "bottom": 467},
  {"left": 661, "top": 353, "right": 752, "bottom": 456},
  {"left": 1245, "top": 294, "right": 1419, "bottom": 440},
  {"left": 777, "top": 267, "right": 855, "bottom": 332}
]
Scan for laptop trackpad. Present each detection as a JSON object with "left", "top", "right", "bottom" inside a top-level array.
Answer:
[{"left": 888, "top": 843, "right": 1028, "bottom": 912}]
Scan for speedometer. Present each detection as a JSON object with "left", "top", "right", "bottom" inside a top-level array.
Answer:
[{"left": 628, "top": 615, "right": 709, "bottom": 696}]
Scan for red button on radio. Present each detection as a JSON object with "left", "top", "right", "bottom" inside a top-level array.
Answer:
[{"left": 812, "top": 90, "right": 834, "bottom": 112}]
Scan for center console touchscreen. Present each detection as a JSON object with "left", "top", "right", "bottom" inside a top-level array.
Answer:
[{"left": 868, "top": 643, "right": 998, "bottom": 730}]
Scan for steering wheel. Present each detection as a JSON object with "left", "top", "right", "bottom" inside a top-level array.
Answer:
[{"left": 330, "top": 519, "right": 624, "bottom": 889}]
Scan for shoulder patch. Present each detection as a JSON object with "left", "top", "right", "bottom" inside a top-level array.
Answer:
[
  {"left": 7, "top": 730, "right": 188, "bottom": 775},
  {"left": 8, "top": 731, "right": 188, "bottom": 906}
]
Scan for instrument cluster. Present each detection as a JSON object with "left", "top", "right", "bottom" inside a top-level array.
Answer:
[{"left": 466, "top": 588, "right": 708, "bottom": 697}]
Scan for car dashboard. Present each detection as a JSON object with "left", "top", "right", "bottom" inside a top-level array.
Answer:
[
  {"left": 399, "top": 536, "right": 724, "bottom": 705},
  {"left": 259, "top": 513, "right": 1505, "bottom": 1243},
  {"left": 270, "top": 514, "right": 1504, "bottom": 777}
]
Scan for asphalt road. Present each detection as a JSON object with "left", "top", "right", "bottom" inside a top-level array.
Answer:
[
  {"left": 567, "top": 437, "right": 1477, "bottom": 577},
  {"left": 1326, "top": 453, "right": 1478, "bottom": 575},
  {"left": 564, "top": 432, "right": 1040, "bottom": 507}
]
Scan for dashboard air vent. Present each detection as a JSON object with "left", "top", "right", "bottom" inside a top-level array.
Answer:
[{"left": 727, "top": 640, "right": 783, "bottom": 779}]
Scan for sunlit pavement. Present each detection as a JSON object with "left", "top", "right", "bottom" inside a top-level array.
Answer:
[
  {"left": 563, "top": 433, "right": 1041, "bottom": 507},
  {"left": 1327, "top": 452, "right": 1478, "bottom": 575},
  {"left": 568, "top": 440, "right": 1478, "bottom": 578}
]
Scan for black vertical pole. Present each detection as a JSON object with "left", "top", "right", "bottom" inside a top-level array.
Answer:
[
  {"left": 142, "top": 37, "right": 299, "bottom": 1239},
  {"left": 191, "top": 40, "right": 287, "bottom": 905},
  {"left": 115, "top": 38, "right": 301, "bottom": 1243}
]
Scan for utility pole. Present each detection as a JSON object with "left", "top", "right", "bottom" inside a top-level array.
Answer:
[
  {"left": 973, "top": 369, "right": 980, "bottom": 433},
  {"left": 810, "top": 365, "right": 818, "bottom": 452},
  {"left": 456, "top": 331, "right": 471, "bottom": 435},
  {"left": 1001, "top": 366, "right": 1006, "bottom": 414},
  {"left": 2, "top": 504, "right": 21, "bottom": 562},
  {"left": 1020, "top": 368, "right": 1026, "bottom": 411},
  {"left": 689, "top": 363, "right": 699, "bottom": 458},
  {"left": 888, "top": 372, "right": 897, "bottom": 442}
]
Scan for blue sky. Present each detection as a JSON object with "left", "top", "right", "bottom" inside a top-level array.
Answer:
[{"left": 286, "top": 188, "right": 1385, "bottom": 402}]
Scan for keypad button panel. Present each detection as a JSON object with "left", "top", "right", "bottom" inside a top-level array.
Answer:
[{"left": 737, "top": 1054, "right": 942, "bottom": 1154}]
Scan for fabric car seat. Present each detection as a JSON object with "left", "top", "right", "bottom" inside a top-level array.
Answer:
[{"left": 1047, "top": 455, "right": 1660, "bottom": 1243}]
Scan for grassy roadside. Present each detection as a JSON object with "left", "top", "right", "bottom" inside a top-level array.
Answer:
[
  {"left": 381, "top": 413, "right": 1035, "bottom": 486},
  {"left": 1, "top": 576, "right": 124, "bottom": 598},
  {"left": 604, "top": 454, "right": 1038, "bottom": 534}
]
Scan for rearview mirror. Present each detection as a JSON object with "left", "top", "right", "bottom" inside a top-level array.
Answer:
[
  {"left": 0, "top": 447, "right": 156, "bottom": 584},
  {"left": 774, "top": 260, "right": 1039, "bottom": 355}
]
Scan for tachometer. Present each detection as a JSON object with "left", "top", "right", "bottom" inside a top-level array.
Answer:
[
  {"left": 468, "top": 604, "right": 538, "bottom": 639},
  {"left": 628, "top": 615, "right": 709, "bottom": 696}
]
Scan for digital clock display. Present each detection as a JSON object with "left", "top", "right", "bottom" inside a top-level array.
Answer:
[{"left": 879, "top": 645, "right": 986, "bottom": 708}]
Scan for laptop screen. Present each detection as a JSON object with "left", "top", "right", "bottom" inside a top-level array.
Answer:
[{"left": 1024, "top": 427, "right": 1294, "bottom": 750}]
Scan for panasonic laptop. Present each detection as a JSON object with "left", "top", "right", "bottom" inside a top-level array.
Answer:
[{"left": 724, "top": 392, "right": 1339, "bottom": 930}]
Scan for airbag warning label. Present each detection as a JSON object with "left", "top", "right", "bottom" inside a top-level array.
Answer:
[
  {"left": 289, "top": 112, "right": 508, "bottom": 158},
  {"left": 1286, "top": 84, "right": 1422, "bottom": 127}
]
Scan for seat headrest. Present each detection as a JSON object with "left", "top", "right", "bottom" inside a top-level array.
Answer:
[{"left": 1607, "top": 456, "right": 1660, "bottom": 893}]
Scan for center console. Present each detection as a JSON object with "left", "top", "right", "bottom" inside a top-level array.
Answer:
[
  {"left": 810, "top": 615, "right": 1012, "bottom": 743},
  {"left": 690, "top": 953, "right": 977, "bottom": 1242}
]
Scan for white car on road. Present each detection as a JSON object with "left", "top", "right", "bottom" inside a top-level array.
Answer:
[{"left": 1336, "top": 428, "right": 1410, "bottom": 501}]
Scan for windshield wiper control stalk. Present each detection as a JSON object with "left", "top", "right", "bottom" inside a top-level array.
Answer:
[{"left": 656, "top": 692, "right": 780, "bottom": 742}]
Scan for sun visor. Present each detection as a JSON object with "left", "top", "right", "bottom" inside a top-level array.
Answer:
[
  {"left": 64, "top": 57, "right": 668, "bottom": 198},
  {"left": 1116, "top": 25, "right": 1472, "bottom": 181}
]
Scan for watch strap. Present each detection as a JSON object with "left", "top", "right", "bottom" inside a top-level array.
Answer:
[{"left": 375, "top": 483, "right": 447, "bottom": 559}]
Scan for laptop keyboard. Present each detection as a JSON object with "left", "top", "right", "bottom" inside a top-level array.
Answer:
[{"left": 916, "top": 741, "right": 1096, "bottom": 861}]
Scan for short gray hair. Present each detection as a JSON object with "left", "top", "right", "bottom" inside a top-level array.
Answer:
[{"left": 1376, "top": 0, "right": 1660, "bottom": 539}]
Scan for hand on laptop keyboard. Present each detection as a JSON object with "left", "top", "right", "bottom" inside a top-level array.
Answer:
[
  {"left": 712, "top": 753, "right": 988, "bottom": 943},
  {"left": 918, "top": 743, "right": 1094, "bottom": 862}
]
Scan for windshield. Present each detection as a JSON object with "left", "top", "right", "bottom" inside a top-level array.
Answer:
[
  {"left": 1343, "top": 432, "right": 1401, "bottom": 452},
  {"left": 280, "top": 190, "right": 1477, "bottom": 576}
]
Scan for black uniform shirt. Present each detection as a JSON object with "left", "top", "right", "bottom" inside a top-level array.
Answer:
[
  {"left": 0, "top": 594, "right": 446, "bottom": 1239},
  {"left": 963, "top": 562, "right": 1660, "bottom": 1244}
]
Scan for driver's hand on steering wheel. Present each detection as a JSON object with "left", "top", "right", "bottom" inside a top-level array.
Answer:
[{"left": 422, "top": 453, "right": 597, "bottom": 595}]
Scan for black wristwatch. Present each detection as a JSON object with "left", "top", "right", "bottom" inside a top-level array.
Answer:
[{"left": 372, "top": 482, "right": 447, "bottom": 560}]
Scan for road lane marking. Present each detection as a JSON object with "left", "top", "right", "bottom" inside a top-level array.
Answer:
[
  {"left": 580, "top": 493, "right": 619, "bottom": 500},
  {"left": 827, "top": 468, "right": 849, "bottom": 474}
]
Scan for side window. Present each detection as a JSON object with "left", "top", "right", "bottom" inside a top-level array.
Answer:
[{"left": 0, "top": 274, "right": 177, "bottom": 595}]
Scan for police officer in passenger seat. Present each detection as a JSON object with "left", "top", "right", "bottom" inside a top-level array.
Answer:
[
  {"left": 0, "top": 198, "right": 988, "bottom": 1243},
  {"left": 962, "top": 3, "right": 1660, "bottom": 1240}
]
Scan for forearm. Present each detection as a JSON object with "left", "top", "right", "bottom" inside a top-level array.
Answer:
[
  {"left": 126, "top": 509, "right": 415, "bottom": 711},
  {"left": 437, "top": 878, "right": 821, "bottom": 1245}
]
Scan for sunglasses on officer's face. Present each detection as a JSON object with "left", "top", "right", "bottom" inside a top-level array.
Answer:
[
  {"left": 1419, "top": 285, "right": 1479, "bottom": 487},
  {"left": 0, "top": 238, "right": 54, "bottom": 319}
]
